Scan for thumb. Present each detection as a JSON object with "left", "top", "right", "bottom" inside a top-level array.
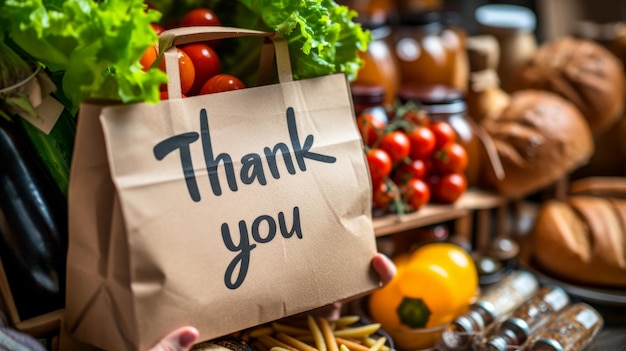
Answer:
[{"left": 149, "top": 326, "right": 199, "bottom": 351}]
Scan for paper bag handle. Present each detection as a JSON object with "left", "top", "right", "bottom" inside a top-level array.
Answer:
[{"left": 158, "top": 26, "right": 293, "bottom": 99}]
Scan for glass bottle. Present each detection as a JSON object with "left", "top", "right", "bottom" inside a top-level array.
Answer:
[
  {"left": 440, "top": 270, "right": 539, "bottom": 351},
  {"left": 521, "top": 303, "right": 603, "bottom": 351},
  {"left": 475, "top": 4, "right": 538, "bottom": 93},
  {"left": 391, "top": 10, "right": 468, "bottom": 93},
  {"left": 477, "top": 286, "right": 570, "bottom": 351},
  {"left": 398, "top": 84, "right": 481, "bottom": 186}
]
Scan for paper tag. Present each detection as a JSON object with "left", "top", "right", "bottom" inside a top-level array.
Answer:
[{"left": 20, "top": 71, "right": 64, "bottom": 135}]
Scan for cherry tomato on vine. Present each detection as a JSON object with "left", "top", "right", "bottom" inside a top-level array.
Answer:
[
  {"left": 200, "top": 74, "right": 246, "bottom": 95},
  {"left": 402, "top": 178, "right": 430, "bottom": 211},
  {"left": 366, "top": 148, "right": 392, "bottom": 187},
  {"left": 159, "top": 48, "right": 196, "bottom": 95},
  {"left": 430, "top": 172, "right": 467, "bottom": 204},
  {"left": 430, "top": 121, "right": 456, "bottom": 149},
  {"left": 181, "top": 43, "right": 221, "bottom": 95},
  {"left": 432, "top": 142, "right": 468, "bottom": 174},
  {"left": 356, "top": 113, "right": 385, "bottom": 147},
  {"left": 408, "top": 126, "right": 436, "bottom": 160},
  {"left": 393, "top": 159, "right": 426, "bottom": 185},
  {"left": 373, "top": 181, "right": 400, "bottom": 211},
  {"left": 402, "top": 108, "right": 429, "bottom": 127},
  {"left": 379, "top": 130, "right": 411, "bottom": 164},
  {"left": 139, "top": 45, "right": 157, "bottom": 71}
]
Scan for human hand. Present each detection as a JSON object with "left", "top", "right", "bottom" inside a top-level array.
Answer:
[
  {"left": 371, "top": 252, "right": 397, "bottom": 286},
  {"left": 149, "top": 326, "right": 199, "bottom": 351}
]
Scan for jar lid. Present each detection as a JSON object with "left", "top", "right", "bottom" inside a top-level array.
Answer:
[
  {"left": 441, "top": 315, "right": 479, "bottom": 349},
  {"left": 350, "top": 84, "right": 386, "bottom": 106},
  {"left": 530, "top": 338, "right": 564, "bottom": 351},
  {"left": 475, "top": 4, "right": 536, "bottom": 32},
  {"left": 399, "top": 84, "right": 466, "bottom": 114},
  {"left": 399, "top": 84, "right": 463, "bottom": 104},
  {"left": 485, "top": 336, "right": 509, "bottom": 351}
]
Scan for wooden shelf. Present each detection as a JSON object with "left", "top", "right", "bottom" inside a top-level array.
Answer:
[{"left": 373, "top": 189, "right": 510, "bottom": 237}]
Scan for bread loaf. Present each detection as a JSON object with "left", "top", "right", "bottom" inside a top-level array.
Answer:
[
  {"left": 481, "top": 90, "right": 594, "bottom": 198},
  {"left": 511, "top": 37, "right": 625, "bottom": 135},
  {"left": 532, "top": 195, "right": 626, "bottom": 287}
]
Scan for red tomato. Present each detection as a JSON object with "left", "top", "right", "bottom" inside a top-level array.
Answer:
[
  {"left": 139, "top": 45, "right": 157, "bottom": 71},
  {"left": 393, "top": 159, "right": 426, "bottom": 185},
  {"left": 180, "top": 8, "right": 222, "bottom": 27},
  {"left": 181, "top": 43, "right": 221, "bottom": 95},
  {"left": 431, "top": 173, "right": 467, "bottom": 204},
  {"left": 159, "top": 48, "right": 196, "bottom": 95},
  {"left": 179, "top": 8, "right": 222, "bottom": 48},
  {"left": 200, "top": 74, "right": 246, "bottom": 95},
  {"left": 356, "top": 113, "right": 385, "bottom": 147},
  {"left": 402, "top": 108, "right": 429, "bottom": 127},
  {"left": 373, "top": 181, "right": 400, "bottom": 211},
  {"left": 366, "top": 148, "right": 392, "bottom": 187},
  {"left": 151, "top": 23, "right": 165, "bottom": 35},
  {"left": 408, "top": 126, "right": 436, "bottom": 160},
  {"left": 379, "top": 131, "right": 411, "bottom": 164},
  {"left": 402, "top": 178, "right": 431, "bottom": 211},
  {"left": 432, "top": 142, "right": 468, "bottom": 174},
  {"left": 430, "top": 121, "right": 456, "bottom": 149}
]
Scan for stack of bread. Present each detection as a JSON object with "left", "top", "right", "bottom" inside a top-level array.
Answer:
[
  {"left": 466, "top": 33, "right": 626, "bottom": 288},
  {"left": 466, "top": 36, "right": 611, "bottom": 199}
]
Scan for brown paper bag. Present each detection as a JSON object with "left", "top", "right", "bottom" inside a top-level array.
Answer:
[{"left": 64, "top": 27, "right": 378, "bottom": 351}]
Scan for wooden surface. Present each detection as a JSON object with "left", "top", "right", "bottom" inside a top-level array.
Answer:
[{"left": 373, "top": 189, "right": 508, "bottom": 237}]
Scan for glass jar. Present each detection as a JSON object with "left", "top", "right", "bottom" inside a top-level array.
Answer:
[
  {"left": 521, "top": 303, "right": 603, "bottom": 351},
  {"left": 441, "top": 270, "right": 539, "bottom": 350},
  {"left": 336, "top": 0, "right": 394, "bottom": 27},
  {"left": 475, "top": 4, "right": 538, "bottom": 93},
  {"left": 353, "top": 23, "right": 401, "bottom": 107},
  {"left": 351, "top": 84, "right": 390, "bottom": 126},
  {"left": 398, "top": 84, "right": 481, "bottom": 186},
  {"left": 396, "top": 0, "right": 441, "bottom": 13},
  {"left": 391, "top": 11, "right": 468, "bottom": 93}
]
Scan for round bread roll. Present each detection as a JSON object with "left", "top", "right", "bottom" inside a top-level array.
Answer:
[
  {"left": 532, "top": 196, "right": 626, "bottom": 287},
  {"left": 511, "top": 36, "right": 625, "bottom": 135},
  {"left": 482, "top": 90, "right": 594, "bottom": 198}
]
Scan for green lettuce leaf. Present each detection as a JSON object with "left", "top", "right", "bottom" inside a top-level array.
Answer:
[
  {"left": 238, "top": 0, "right": 371, "bottom": 81},
  {"left": 151, "top": 0, "right": 371, "bottom": 82},
  {"left": 1, "top": 0, "right": 168, "bottom": 111}
]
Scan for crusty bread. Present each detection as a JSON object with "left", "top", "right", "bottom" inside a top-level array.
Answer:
[
  {"left": 532, "top": 196, "right": 626, "bottom": 287},
  {"left": 481, "top": 90, "right": 594, "bottom": 198},
  {"left": 511, "top": 36, "right": 625, "bottom": 135}
]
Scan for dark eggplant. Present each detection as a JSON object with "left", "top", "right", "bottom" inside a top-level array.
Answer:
[{"left": 0, "top": 116, "right": 67, "bottom": 321}]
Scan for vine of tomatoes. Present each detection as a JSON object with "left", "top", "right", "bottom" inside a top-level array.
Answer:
[
  {"left": 140, "top": 6, "right": 246, "bottom": 100},
  {"left": 358, "top": 102, "right": 469, "bottom": 214}
]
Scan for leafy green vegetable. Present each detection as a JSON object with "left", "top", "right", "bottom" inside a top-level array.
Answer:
[
  {"left": 1, "top": 0, "right": 168, "bottom": 111},
  {"left": 152, "top": 0, "right": 371, "bottom": 82},
  {"left": 238, "top": 0, "right": 371, "bottom": 81},
  {"left": 1, "top": 0, "right": 369, "bottom": 108}
]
